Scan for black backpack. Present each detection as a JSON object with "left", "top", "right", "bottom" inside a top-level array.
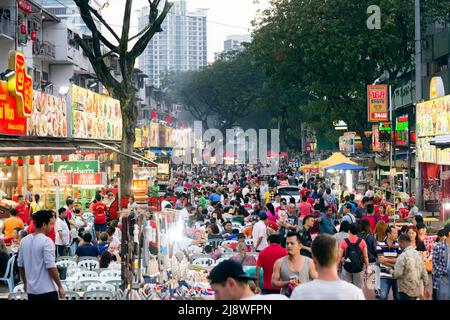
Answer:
[{"left": 343, "top": 238, "right": 364, "bottom": 273}]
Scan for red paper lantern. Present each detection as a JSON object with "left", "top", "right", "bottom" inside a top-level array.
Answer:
[
  {"left": 30, "top": 29, "right": 37, "bottom": 41},
  {"left": 17, "top": 157, "right": 24, "bottom": 166},
  {"left": 39, "top": 156, "right": 46, "bottom": 164},
  {"left": 166, "top": 115, "right": 171, "bottom": 125},
  {"left": 5, "top": 157, "right": 12, "bottom": 166},
  {"left": 29, "top": 156, "right": 35, "bottom": 165},
  {"left": 151, "top": 111, "right": 157, "bottom": 120},
  {"left": 48, "top": 156, "right": 54, "bottom": 163},
  {"left": 20, "top": 23, "right": 27, "bottom": 35}
]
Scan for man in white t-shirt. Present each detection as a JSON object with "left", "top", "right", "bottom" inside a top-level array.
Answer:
[
  {"left": 291, "top": 234, "right": 365, "bottom": 300},
  {"left": 208, "top": 260, "right": 288, "bottom": 300},
  {"left": 55, "top": 207, "right": 71, "bottom": 257},
  {"left": 252, "top": 213, "right": 268, "bottom": 252},
  {"left": 179, "top": 202, "right": 192, "bottom": 220},
  {"left": 365, "top": 185, "right": 375, "bottom": 198},
  {"left": 160, "top": 194, "right": 173, "bottom": 210}
]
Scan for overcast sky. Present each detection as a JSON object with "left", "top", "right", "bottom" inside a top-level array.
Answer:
[{"left": 102, "top": 0, "right": 270, "bottom": 62}]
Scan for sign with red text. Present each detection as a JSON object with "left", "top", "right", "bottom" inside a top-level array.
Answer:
[
  {"left": 367, "top": 84, "right": 389, "bottom": 122},
  {"left": 73, "top": 173, "right": 102, "bottom": 186},
  {"left": 43, "top": 172, "right": 72, "bottom": 186},
  {"left": 0, "top": 82, "right": 27, "bottom": 135},
  {"left": 18, "top": 1, "right": 32, "bottom": 13}
]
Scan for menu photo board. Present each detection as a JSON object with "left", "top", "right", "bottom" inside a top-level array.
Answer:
[
  {"left": 73, "top": 173, "right": 102, "bottom": 186},
  {"left": 417, "top": 137, "right": 436, "bottom": 163},
  {"left": 437, "top": 148, "right": 450, "bottom": 166},
  {"left": 71, "top": 84, "right": 122, "bottom": 140},
  {"left": 416, "top": 95, "right": 450, "bottom": 137},
  {"left": 28, "top": 91, "right": 68, "bottom": 137},
  {"left": 150, "top": 122, "right": 159, "bottom": 147},
  {"left": 42, "top": 172, "right": 72, "bottom": 186}
]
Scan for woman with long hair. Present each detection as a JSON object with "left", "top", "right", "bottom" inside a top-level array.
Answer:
[
  {"left": 374, "top": 220, "right": 388, "bottom": 242},
  {"left": 406, "top": 225, "right": 427, "bottom": 260},
  {"left": 265, "top": 203, "right": 277, "bottom": 222}
]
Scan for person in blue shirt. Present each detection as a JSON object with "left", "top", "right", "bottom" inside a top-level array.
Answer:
[
  {"left": 97, "top": 232, "right": 109, "bottom": 254},
  {"left": 75, "top": 232, "right": 100, "bottom": 259},
  {"left": 209, "top": 191, "right": 220, "bottom": 203},
  {"left": 318, "top": 206, "right": 336, "bottom": 235}
]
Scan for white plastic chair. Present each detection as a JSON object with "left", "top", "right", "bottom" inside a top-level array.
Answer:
[
  {"left": 8, "top": 292, "right": 28, "bottom": 300},
  {"left": 56, "top": 260, "right": 77, "bottom": 268},
  {"left": 78, "top": 259, "right": 99, "bottom": 271},
  {"left": 56, "top": 256, "right": 76, "bottom": 262},
  {"left": 78, "top": 270, "right": 99, "bottom": 280},
  {"left": 232, "top": 222, "right": 243, "bottom": 229},
  {"left": 13, "top": 283, "right": 25, "bottom": 293},
  {"left": 86, "top": 283, "right": 116, "bottom": 293},
  {"left": 0, "top": 255, "right": 16, "bottom": 292},
  {"left": 99, "top": 269, "right": 121, "bottom": 279},
  {"left": 83, "top": 290, "right": 115, "bottom": 300},
  {"left": 245, "top": 238, "right": 254, "bottom": 247},
  {"left": 74, "top": 279, "right": 103, "bottom": 292},
  {"left": 61, "top": 291, "right": 80, "bottom": 300},
  {"left": 61, "top": 280, "right": 76, "bottom": 291},
  {"left": 192, "top": 257, "right": 215, "bottom": 267},
  {"left": 105, "top": 279, "right": 122, "bottom": 289}
]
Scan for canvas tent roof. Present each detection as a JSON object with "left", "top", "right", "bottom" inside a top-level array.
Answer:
[{"left": 318, "top": 152, "right": 358, "bottom": 168}]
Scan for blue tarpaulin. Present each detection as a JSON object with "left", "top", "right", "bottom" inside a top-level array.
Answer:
[{"left": 325, "top": 163, "right": 367, "bottom": 171}]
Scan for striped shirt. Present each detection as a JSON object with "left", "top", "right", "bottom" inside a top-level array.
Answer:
[{"left": 376, "top": 239, "right": 402, "bottom": 278}]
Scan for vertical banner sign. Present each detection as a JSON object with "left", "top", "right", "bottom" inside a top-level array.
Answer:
[
  {"left": 8, "top": 51, "right": 33, "bottom": 117},
  {"left": 367, "top": 84, "right": 389, "bottom": 122}
]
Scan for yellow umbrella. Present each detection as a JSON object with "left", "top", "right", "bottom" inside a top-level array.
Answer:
[{"left": 318, "top": 152, "right": 358, "bottom": 168}]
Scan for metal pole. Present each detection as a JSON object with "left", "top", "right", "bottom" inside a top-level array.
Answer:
[
  {"left": 389, "top": 85, "right": 393, "bottom": 194},
  {"left": 414, "top": 0, "right": 423, "bottom": 208}
]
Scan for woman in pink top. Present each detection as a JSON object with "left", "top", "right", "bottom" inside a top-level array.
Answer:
[
  {"left": 265, "top": 203, "right": 278, "bottom": 222},
  {"left": 298, "top": 196, "right": 313, "bottom": 218},
  {"left": 374, "top": 205, "right": 389, "bottom": 223}
]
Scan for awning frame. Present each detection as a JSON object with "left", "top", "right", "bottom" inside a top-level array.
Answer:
[{"left": 95, "top": 141, "right": 157, "bottom": 167}]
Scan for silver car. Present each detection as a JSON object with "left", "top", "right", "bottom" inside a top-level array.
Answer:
[{"left": 277, "top": 185, "right": 300, "bottom": 206}]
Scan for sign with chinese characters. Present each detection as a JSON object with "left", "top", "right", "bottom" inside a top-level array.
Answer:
[
  {"left": 18, "top": 0, "right": 33, "bottom": 13},
  {"left": 42, "top": 172, "right": 72, "bottom": 186},
  {"left": 73, "top": 173, "right": 102, "bottom": 186},
  {"left": 8, "top": 51, "right": 33, "bottom": 117},
  {"left": 367, "top": 84, "right": 389, "bottom": 122},
  {"left": 54, "top": 161, "right": 99, "bottom": 173}
]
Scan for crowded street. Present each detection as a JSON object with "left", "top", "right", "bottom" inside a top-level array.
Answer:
[{"left": 0, "top": 0, "right": 449, "bottom": 303}]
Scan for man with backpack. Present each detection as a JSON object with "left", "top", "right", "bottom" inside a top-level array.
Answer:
[{"left": 338, "top": 223, "right": 369, "bottom": 289}]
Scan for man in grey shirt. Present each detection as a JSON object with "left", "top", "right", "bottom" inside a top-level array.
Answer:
[{"left": 18, "top": 210, "right": 65, "bottom": 300}]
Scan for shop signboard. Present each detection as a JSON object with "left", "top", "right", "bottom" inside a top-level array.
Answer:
[
  {"left": 395, "top": 115, "right": 409, "bottom": 146},
  {"left": 0, "top": 51, "right": 32, "bottom": 136},
  {"left": 150, "top": 122, "right": 159, "bottom": 147},
  {"left": 42, "top": 172, "right": 72, "bottom": 186},
  {"left": 367, "top": 84, "right": 389, "bottom": 122},
  {"left": 54, "top": 161, "right": 99, "bottom": 173},
  {"left": 142, "top": 125, "right": 150, "bottom": 148},
  {"left": 416, "top": 95, "right": 450, "bottom": 137},
  {"left": 132, "top": 179, "right": 148, "bottom": 189},
  {"left": 18, "top": 0, "right": 33, "bottom": 13},
  {"left": 71, "top": 84, "right": 122, "bottom": 140},
  {"left": 166, "top": 126, "right": 173, "bottom": 148},
  {"left": 134, "top": 128, "right": 142, "bottom": 148},
  {"left": 73, "top": 173, "right": 102, "bottom": 186},
  {"left": 28, "top": 91, "right": 68, "bottom": 137},
  {"left": 157, "top": 163, "right": 170, "bottom": 174}
]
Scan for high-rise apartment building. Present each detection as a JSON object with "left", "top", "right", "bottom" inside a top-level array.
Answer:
[{"left": 138, "top": 0, "right": 207, "bottom": 88}]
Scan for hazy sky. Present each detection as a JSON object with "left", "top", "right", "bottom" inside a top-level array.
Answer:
[{"left": 102, "top": 0, "right": 270, "bottom": 62}]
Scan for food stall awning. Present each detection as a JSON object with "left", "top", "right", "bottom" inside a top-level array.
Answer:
[
  {"left": 318, "top": 152, "right": 358, "bottom": 168},
  {"left": 324, "top": 163, "right": 367, "bottom": 171},
  {"left": 0, "top": 140, "right": 77, "bottom": 156},
  {"left": 95, "top": 141, "right": 157, "bottom": 167}
]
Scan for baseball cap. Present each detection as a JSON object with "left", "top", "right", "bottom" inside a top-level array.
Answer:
[{"left": 208, "top": 260, "right": 256, "bottom": 284}]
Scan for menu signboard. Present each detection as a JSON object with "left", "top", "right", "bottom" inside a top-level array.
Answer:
[
  {"left": 416, "top": 95, "right": 450, "bottom": 137},
  {"left": 73, "top": 173, "right": 102, "bottom": 186},
  {"left": 0, "top": 82, "right": 27, "bottom": 135},
  {"left": 367, "top": 85, "right": 389, "bottom": 122},
  {"left": 71, "top": 84, "right": 122, "bottom": 140},
  {"left": 42, "top": 172, "right": 71, "bottom": 186},
  {"left": 28, "top": 91, "right": 68, "bottom": 137},
  {"left": 417, "top": 138, "right": 436, "bottom": 163}
]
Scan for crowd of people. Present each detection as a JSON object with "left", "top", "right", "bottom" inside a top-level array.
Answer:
[{"left": 1, "top": 163, "right": 449, "bottom": 301}]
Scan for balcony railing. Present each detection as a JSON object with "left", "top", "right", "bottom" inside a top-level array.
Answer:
[
  {"left": 0, "top": 18, "right": 14, "bottom": 39},
  {"left": 32, "top": 40, "right": 56, "bottom": 59}
]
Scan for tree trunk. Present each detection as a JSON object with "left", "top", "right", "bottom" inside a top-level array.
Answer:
[
  {"left": 355, "top": 127, "right": 370, "bottom": 153},
  {"left": 119, "top": 97, "right": 137, "bottom": 198}
]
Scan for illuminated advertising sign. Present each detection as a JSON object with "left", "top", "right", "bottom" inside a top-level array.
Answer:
[{"left": 367, "top": 84, "right": 389, "bottom": 122}]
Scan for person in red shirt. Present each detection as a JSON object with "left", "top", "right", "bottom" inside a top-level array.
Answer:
[
  {"left": 92, "top": 194, "right": 108, "bottom": 239},
  {"left": 255, "top": 234, "right": 287, "bottom": 294},
  {"left": 298, "top": 196, "right": 313, "bottom": 218},
  {"left": 300, "top": 183, "right": 310, "bottom": 198},
  {"left": 27, "top": 212, "right": 56, "bottom": 243},
  {"left": 15, "top": 195, "right": 29, "bottom": 225},
  {"left": 361, "top": 204, "right": 378, "bottom": 234}
]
